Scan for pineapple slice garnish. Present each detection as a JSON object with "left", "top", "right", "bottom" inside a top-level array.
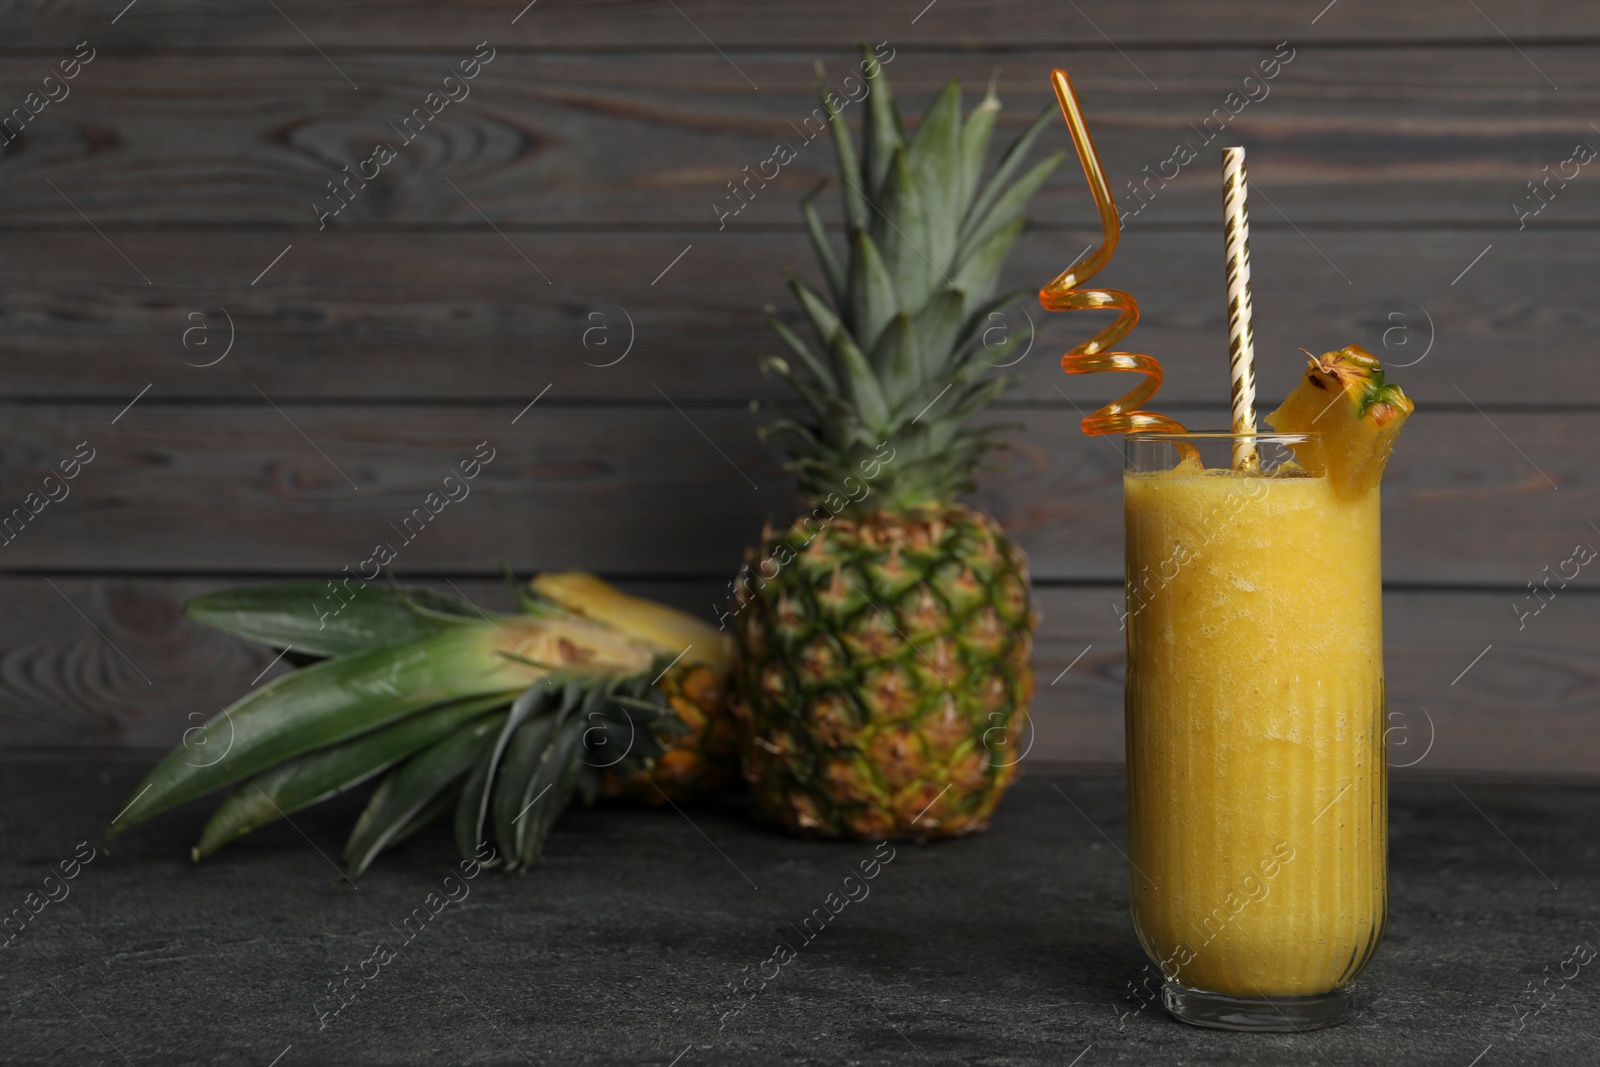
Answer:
[{"left": 1265, "top": 344, "right": 1414, "bottom": 497}]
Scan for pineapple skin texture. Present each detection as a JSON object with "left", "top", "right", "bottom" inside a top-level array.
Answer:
[
  {"left": 731, "top": 504, "right": 1036, "bottom": 839},
  {"left": 601, "top": 662, "right": 740, "bottom": 803}
]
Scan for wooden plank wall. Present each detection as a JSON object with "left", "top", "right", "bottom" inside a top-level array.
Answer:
[{"left": 1, "top": 1, "right": 1595, "bottom": 774}]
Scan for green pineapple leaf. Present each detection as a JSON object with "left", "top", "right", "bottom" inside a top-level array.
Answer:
[
  {"left": 388, "top": 779, "right": 465, "bottom": 850},
  {"left": 826, "top": 328, "right": 891, "bottom": 436},
  {"left": 194, "top": 692, "right": 509, "bottom": 859},
  {"left": 761, "top": 355, "right": 841, "bottom": 424},
  {"left": 911, "top": 289, "right": 968, "bottom": 380},
  {"left": 847, "top": 226, "right": 899, "bottom": 353},
  {"left": 454, "top": 681, "right": 549, "bottom": 862},
  {"left": 906, "top": 79, "right": 964, "bottom": 271},
  {"left": 107, "top": 624, "right": 543, "bottom": 839},
  {"left": 870, "top": 312, "right": 920, "bottom": 409},
  {"left": 491, "top": 712, "right": 565, "bottom": 865},
  {"left": 950, "top": 216, "right": 1028, "bottom": 307},
  {"left": 344, "top": 713, "right": 506, "bottom": 877},
  {"left": 801, "top": 185, "right": 846, "bottom": 304},
  {"left": 496, "top": 706, "right": 590, "bottom": 869},
  {"left": 958, "top": 75, "right": 1001, "bottom": 211},
  {"left": 959, "top": 150, "right": 1064, "bottom": 264},
  {"left": 817, "top": 61, "right": 868, "bottom": 232},
  {"left": 962, "top": 102, "right": 1057, "bottom": 246},
  {"left": 860, "top": 45, "right": 903, "bottom": 196},
  {"left": 787, "top": 271, "right": 845, "bottom": 354},
  {"left": 767, "top": 314, "right": 839, "bottom": 395},
  {"left": 946, "top": 376, "right": 1016, "bottom": 426},
  {"left": 950, "top": 289, "right": 1032, "bottom": 372},
  {"left": 880, "top": 149, "right": 938, "bottom": 314},
  {"left": 185, "top": 582, "right": 475, "bottom": 659}
]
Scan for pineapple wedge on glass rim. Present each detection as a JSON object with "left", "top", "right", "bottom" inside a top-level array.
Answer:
[
  {"left": 1266, "top": 343, "right": 1415, "bottom": 495},
  {"left": 729, "top": 53, "right": 1059, "bottom": 840}
]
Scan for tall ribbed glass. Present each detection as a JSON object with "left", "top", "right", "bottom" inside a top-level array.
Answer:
[{"left": 1122, "top": 432, "right": 1387, "bottom": 1031}]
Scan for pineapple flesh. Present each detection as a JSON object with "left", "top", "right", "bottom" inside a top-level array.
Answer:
[
  {"left": 733, "top": 53, "right": 1057, "bottom": 839},
  {"left": 1266, "top": 344, "right": 1415, "bottom": 496}
]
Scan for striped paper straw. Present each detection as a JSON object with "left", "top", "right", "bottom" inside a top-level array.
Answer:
[{"left": 1221, "top": 147, "right": 1258, "bottom": 470}]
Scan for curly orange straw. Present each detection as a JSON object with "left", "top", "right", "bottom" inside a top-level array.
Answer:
[{"left": 1040, "top": 69, "right": 1188, "bottom": 438}]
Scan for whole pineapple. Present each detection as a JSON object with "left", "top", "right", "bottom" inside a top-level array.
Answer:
[{"left": 730, "top": 55, "right": 1061, "bottom": 839}]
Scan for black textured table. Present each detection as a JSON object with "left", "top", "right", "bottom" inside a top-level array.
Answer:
[{"left": 3, "top": 753, "right": 1597, "bottom": 1066}]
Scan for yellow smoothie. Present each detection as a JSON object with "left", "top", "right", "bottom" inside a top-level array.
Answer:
[{"left": 1123, "top": 460, "right": 1387, "bottom": 998}]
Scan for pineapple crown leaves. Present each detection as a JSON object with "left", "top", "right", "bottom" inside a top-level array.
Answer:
[
  {"left": 766, "top": 48, "right": 1064, "bottom": 511},
  {"left": 125, "top": 573, "right": 709, "bottom": 876},
  {"left": 457, "top": 670, "right": 677, "bottom": 871}
]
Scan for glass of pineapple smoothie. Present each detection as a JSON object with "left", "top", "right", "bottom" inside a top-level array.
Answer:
[
  {"left": 1117, "top": 345, "right": 1412, "bottom": 1030},
  {"left": 1121, "top": 424, "right": 1389, "bottom": 1030}
]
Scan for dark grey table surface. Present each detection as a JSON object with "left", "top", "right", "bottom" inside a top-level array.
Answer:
[{"left": 2, "top": 753, "right": 1597, "bottom": 1066}]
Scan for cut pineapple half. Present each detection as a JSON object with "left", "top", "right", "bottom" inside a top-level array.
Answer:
[{"left": 1266, "top": 344, "right": 1414, "bottom": 496}]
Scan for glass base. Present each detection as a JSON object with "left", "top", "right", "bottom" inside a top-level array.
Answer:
[{"left": 1161, "top": 981, "right": 1353, "bottom": 1032}]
